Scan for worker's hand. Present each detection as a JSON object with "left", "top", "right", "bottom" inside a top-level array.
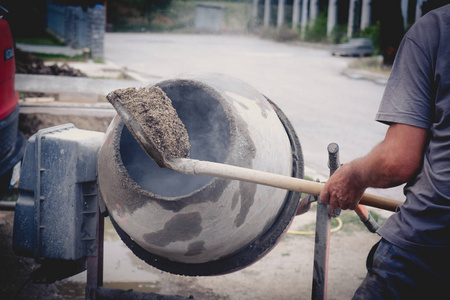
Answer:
[{"left": 319, "top": 163, "right": 366, "bottom": 216}]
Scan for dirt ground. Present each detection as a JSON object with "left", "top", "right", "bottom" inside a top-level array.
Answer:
[
  {"left": 18, "top": 113, "right": 113, "bottom": 139},
  {"left": 1, "top": 204, "right": 383, "bottom": 300},
  {"left": 1, "top": 119, "right": 384, "bottom": 299},
  {"left": 0, "top": 210, "right": 60, "bottom": 300},
  {"left": 14, "top": 48, "right": 87, "bottom": 78}
]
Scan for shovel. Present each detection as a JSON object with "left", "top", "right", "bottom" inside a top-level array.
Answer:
[{"left": 107, "top": 87, "right": 402, "bottom": 212}]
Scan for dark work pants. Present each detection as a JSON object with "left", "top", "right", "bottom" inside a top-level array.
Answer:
[{"left": 353, "top": 238, "right": 449, "bottom": 300}]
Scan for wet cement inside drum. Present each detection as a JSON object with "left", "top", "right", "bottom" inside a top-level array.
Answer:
[{"left": 120, "top": 81, "right": 231, "bottom": 198}]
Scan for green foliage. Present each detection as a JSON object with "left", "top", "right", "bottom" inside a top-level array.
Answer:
[
  {"left": 337, "top": 210, "right": 386, "bottom": 232},
  {"left": 107, "top": 0, "right": 173, "bottom": 31},
  {"left": 354, "top": 22, "right": 381, "bottom": 55},
  {"left": 31, "top": 53, "right": 87, "bottom": 62},
  {"left": 303, "top": 12, "right": 328, "bottom": 43},
  {"left": 329, "top": 24, "right": 348, "bottom": 44},
  {"left": 1, "top": 188, "right": 19, "bottom": 202},
  {"left": 260, "top": 26, "right": 299, "bottom": 42},
  {"left": 108, "top": 1, "right": 253, "bottom": 33},
  {"left": 14, "top": 35, "right": 65, "bottom": 46},
  {"left": 113, "top": 0, "right": 172, "bottom": 16}
]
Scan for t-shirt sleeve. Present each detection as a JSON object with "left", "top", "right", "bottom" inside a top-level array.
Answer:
[{"left": 376, "top": 36, "right": 433, "bottom": 129}]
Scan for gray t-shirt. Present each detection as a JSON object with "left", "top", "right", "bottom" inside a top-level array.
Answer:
[{"left": 376, "top": 4, "right": 450, "bottom": 252}]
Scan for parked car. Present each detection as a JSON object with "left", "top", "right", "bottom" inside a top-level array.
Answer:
[{"left": 330, "top": 38, "right": 374, "bottom": 57}]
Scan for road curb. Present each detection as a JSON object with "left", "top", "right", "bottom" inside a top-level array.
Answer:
[{"left": 342, "top": 68, "right": 389, "bottom": 85}]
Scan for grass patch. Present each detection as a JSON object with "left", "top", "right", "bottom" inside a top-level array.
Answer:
[
  {"left": 31, "top": 53, "right": 88, "bottom": 62},
  {"left": 1, "top": 188, "right": 19, "bottom": 202},
  {"left": 111, "top": 1, "right": 253, "bottom": 34},
  {"left": 289, "top": 207, "right": 386, "bottom": 235},
  {"left": 15, "top": 32, "right": 65, "bottom": 46},
  {"left": 15, "top": 37, "right": 64, "bottom": 46},
  {"left": 336, "top": 209, "right": 386, "bottom": 232}
]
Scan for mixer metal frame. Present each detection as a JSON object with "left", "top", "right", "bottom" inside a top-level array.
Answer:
[
  {"left": 84, "top": 143, "right": 347, "bottom": 300},
  {"left": 85, "top": 211, "right": 194, "bottom": 300},
  {"left": 311, "top": 143, "right": 341, "bottom": 300}
]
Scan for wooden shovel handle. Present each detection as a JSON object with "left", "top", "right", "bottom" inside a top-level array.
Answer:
[{"left": 171, "top": 158, "right": 403, "bottom": 212}]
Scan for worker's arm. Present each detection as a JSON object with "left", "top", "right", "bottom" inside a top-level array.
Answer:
[{"left": 319, "top": 123, "right": 427, "bottom": 213}]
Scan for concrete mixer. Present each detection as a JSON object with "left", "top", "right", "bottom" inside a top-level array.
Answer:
[
  {"left": 97, "top": 73, "right": 303, "bottom": 276},
  {"left": 12, "top": 73, "right": 303, "bottom": 291}
]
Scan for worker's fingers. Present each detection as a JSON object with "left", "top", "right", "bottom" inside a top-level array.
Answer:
[
  {"left": 318, "top": 163, "right": 365, "bottom": 215},
  {"left": 320, "top": 186, "right": 341, "bottom": 217},
  {"left": 327, "top": 189, "right": 363, "bottom": 215},
  {"left": 319, "top": 188, "right": 330, "bottom": 205},
  {"left": 339, "top": 200, "right": 349, "bottom": 210},
  {"left": 321, "top": 182, "right": 345, "bottom": 216},
  {"left": 348, "top": 200, "right": 360, "bottom": 210},
  {"left": 328, "top": 202, "right": 338, "bottom": 216}
]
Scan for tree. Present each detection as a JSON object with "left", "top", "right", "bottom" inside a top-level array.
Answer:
[
  {"left": 373, "top": 0, "right": 405, "bottom": 66},
  {"left": 108, "top": 0, "right": 172, "bottom": 25}
]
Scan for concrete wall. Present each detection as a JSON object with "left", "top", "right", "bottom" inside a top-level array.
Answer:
[{"left": 46, "top": 4, "right": 105, "bottom": 59}]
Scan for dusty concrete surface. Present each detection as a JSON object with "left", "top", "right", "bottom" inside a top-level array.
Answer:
[{"left": 1, "top": 207, "right": 383, "bottom": 300}]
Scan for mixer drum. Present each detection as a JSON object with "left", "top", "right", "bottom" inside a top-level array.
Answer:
[{"left": 98, "top": 73, "right": 303, "bottom": 276}]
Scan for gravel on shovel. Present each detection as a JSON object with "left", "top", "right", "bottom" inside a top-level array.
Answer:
[{"left": 107, "top": 86, "right": 190, "bottom": 160}]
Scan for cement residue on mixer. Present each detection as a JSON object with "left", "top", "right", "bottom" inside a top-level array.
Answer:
[{"left": 108, "top": 86, "right": 191, "bottom": 160}]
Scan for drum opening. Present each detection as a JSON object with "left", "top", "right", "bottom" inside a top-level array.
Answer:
[{"left": 120, "top": 81, "right": 231, "bottom": 198}]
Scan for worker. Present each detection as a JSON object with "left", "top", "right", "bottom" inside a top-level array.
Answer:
[{"left": 319, "top": 4, "right": 450, "bottom": 299}]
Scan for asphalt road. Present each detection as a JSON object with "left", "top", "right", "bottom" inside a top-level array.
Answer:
[{"left": 104, "top": 32, "right": 404, "bottom": 202}]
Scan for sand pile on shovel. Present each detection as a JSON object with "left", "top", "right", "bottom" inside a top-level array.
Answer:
[{"left": 107, "top": 87, "right": 190, "bottom": 161}]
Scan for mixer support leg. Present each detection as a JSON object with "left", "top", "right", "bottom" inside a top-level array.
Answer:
[
  {"left": 312, "top": 198, "right": 331, "bottom": 300},
  {"left": 86, "top": 209, "right": 104, "bottom": 300},
  {"left": 311, "top": 143, "right": 341, "bottom": 300},
  {"left": 84, "top": 211, "right": 193, "bottom": 300}
]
